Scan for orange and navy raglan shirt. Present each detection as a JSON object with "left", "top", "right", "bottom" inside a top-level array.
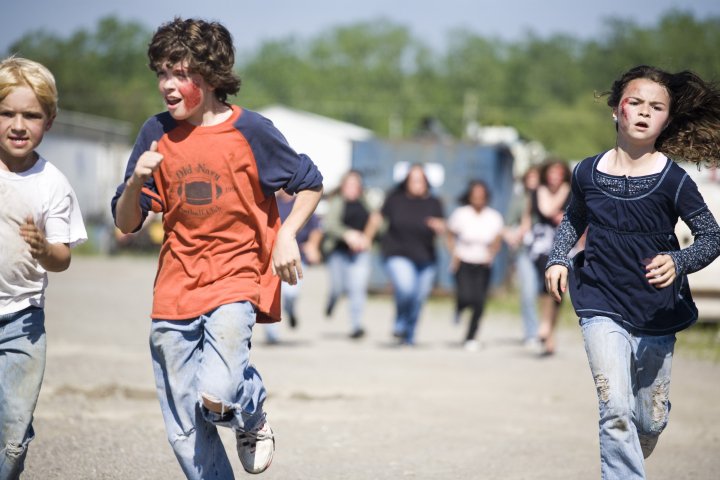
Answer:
[{"left": 111, "top": 106, "right": 323, "bottom": 323}]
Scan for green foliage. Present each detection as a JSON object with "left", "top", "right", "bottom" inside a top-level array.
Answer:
[
  {"left": 6, "top": 16, "right": 159, "bottom": 132},
  {"left": 4, "top": 10, "right": 719, "bottom": 156},
  {"left": 241, "top": 20, "right": 427, "bottom": 133}
]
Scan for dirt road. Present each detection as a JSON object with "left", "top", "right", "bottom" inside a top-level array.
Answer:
[{"left": 23, "top": 256, "right": 720, "bottom": 479}]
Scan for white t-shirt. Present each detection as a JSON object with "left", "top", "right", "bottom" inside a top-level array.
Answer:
[
  {"left": 447, "top": 205, "right": 504, "bottom": 265},
  {"left": 0, "top": 157, "right": 87, "bottom": 314}
]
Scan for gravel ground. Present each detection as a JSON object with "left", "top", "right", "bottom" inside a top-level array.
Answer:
[{"left": 20, "top": 256, "right": 720, "bottom": 479}]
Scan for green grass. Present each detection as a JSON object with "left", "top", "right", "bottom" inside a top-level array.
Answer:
[
  {"left": 484, "top": 287, "right": 720, "bottom": 362},
  {"left": 484, "top": 287, "right": 578, "bottom": 327},
  {"left": 676, "top": 323, "right": 720, "bottom": 362}
]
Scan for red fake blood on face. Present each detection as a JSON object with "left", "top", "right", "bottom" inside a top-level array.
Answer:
[
  {"left": 619, "top": 98, "right": 630, "bottom": 121},
  {"left": 179, "top": 80, "right": 202, "bottom": 110}
]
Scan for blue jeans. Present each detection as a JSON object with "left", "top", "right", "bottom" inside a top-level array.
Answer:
[
  {"left": 384, "top": 256, "right": 436, "bottom": 345},
  {"left": 150, "top": 302, "right": 266, "bottom": 480},
  {"left": 264, "top": 275, "right": 303, "bottom": 343},
  {"left": 326, "top": 250, "right": 372, "bottom": 332},
  {"left": 516, "top": 249, "right": 539, "bottom": 341},
  {"left": 581, "top": 316, "right": 675, "bottom": 480},
  {"left": 282, "top": 276, "right": 301, "bottom": 319},
  {"left": 0, "top": 307, "right": 46, "bottom": 480}
]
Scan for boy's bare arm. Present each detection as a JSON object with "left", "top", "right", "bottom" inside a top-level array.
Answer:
[
  {"left": 115, "top": 180, "right": 145, "bottom": 233},
  {"left": 115, "top": 141, "right": 163, "bottom": 233},
  {"left": 272, "top": 186, "right": 323, "bottom": 285},
  {"left": 20, "top": 217, "right": 71, "bottom": 272}
]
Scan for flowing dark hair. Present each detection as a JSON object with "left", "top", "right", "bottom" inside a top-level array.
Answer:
[{"left": 603, "top": 65, "right": 720, "bottom": 167}]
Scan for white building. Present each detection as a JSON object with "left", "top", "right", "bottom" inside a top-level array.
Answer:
[
  {"left": 256, "top": 105, "right": 374, "bottom": 192},
  {"left": 465, "top": 121, "right": 546, "bottom": 178}
]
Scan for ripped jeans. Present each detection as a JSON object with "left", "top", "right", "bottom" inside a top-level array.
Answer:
[
  {"left": 581, "top": 316, "right": 675, "bottom": 480},
  {"left": 150, "top": 302, "right": 266, "bottom": 480},
  {"left": 0, "top": 306, "right": 46, "bottom": 480}
]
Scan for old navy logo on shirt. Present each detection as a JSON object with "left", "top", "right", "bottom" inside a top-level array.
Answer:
[{"left": 175, "top": 162, "right": 224, "bottom": 217}]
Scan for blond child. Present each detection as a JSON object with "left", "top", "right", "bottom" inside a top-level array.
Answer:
[{"left": 0, "top": 56, "right": 87, "bottom": 479}]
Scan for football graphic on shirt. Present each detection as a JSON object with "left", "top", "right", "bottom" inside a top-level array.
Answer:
[{"left": 177, "top": 175, "right": 223, "bottom": 206}]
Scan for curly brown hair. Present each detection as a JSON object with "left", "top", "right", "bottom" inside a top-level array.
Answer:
[
  {"left": 603, "top": 65, "right": 720, "bottom": 168},
  {"left": 148, "top": 18, "right": 240, "bottom": 103}
]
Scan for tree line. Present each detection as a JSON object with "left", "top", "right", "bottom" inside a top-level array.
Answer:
[{"left": 6, "top": 10, "right": 720, "bottom": 160}]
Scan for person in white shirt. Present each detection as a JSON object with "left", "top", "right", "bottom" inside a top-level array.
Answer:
[
  {"left": 0, "top": 56, "right": 87, "bottom": 478},
  {"left": 446, "top": 180, "right": 504, "bottom": 351}
]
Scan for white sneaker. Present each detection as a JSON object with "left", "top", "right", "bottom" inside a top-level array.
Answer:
[
  {"left": 236, "top": 419, "right": 275, "bottom": 474},
  {"left": 463, "top": 340, "right": 480, "bottom": 352}
]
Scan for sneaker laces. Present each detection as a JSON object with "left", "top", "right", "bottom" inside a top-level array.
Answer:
[{"left": 237, "top": 423, "right": 271, "bottom": 453}]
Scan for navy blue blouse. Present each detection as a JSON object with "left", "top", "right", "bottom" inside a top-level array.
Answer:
[{"left": 547, "top": 153, "right": 720, "bottom": 335}]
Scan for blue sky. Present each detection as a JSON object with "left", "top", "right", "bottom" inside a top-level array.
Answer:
[{"left": 3, "top": 0, "right": 719, "bottom": 56}]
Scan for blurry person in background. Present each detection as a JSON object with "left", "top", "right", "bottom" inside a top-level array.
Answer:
[
  {"left": 264, "top": 189, "right": 323, "bottom": 344},
  {"left": 528, "top": 159, "right": 571, "bottom": 356},
  {"left": 446, "top": 180, "right": 504, "bottom": 351},
  {"left": 503, "top": 165, "right": 542, "bottom": 348},
  {"left": 322, "top": 170, "right": 382, "bottom": 339},
  {"left": 380, "top": 164, "right": 445, "bottom": 346}
]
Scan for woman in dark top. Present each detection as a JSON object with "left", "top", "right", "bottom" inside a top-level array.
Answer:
[
  {"left": 381, "top": 164, "right": 445, "bottom": 346},
  {"left": 322, "top": 171, "right": 381, "bottom": 338},
  {"left": 545, "top": 65, "right": 720, "bottom": 479}
]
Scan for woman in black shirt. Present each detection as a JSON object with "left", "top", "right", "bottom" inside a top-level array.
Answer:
[{"left": 381, "top": 164, "right": 445, "bottom": 345}]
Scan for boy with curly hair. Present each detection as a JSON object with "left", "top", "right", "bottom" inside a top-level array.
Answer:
[{"left": 112, "top": 18, "right": 322, "bottom": 478}]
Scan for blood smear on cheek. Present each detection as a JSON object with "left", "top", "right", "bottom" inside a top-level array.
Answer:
[
  {"left": 619, "top": 98, "right": 630, "bottom": 121},
  {"left": 179, "top": 81, "right": 202, "bottom": 110}
]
